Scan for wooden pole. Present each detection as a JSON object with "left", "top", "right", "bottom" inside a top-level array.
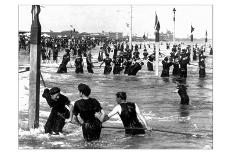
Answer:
[{"left": 28, "top": 5, "right": 41, "bottom": 129}]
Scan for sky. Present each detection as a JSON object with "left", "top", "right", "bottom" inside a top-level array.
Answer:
[{"left": 19, "top": 5, "right": 212, "bottom": 39}]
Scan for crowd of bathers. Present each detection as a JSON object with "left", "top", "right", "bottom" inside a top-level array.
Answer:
[{"left": 19, "top": 35, "right": 213, "bottom": 77}]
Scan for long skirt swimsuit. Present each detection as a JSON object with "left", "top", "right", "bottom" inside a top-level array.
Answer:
[{"left": 119, "top": 102, "right": 145, "bottom": 135}]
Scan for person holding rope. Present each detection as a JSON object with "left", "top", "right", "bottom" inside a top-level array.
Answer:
[
  {"left": 71, "top": 83, "right": 105, "bottom": 141},
  {"left": 97, "top": 92, "right": 152, "bottom": 135},
  {"left": 42, "top": 87, "right": 73, "bottom": 135}
]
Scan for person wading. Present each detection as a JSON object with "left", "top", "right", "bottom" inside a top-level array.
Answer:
[
  {"left": 42, "top": 87, "right": 73, "bottom": 135},
  {"left": 71, "top": 83, "right": 105, "bottom": 141},
  {"left": 97, "top": 92, "right": 152, "bottom": 135}
]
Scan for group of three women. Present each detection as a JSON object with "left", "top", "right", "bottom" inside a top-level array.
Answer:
[{"left": 42, "top": 83, "right": 152, "bottom": 142}]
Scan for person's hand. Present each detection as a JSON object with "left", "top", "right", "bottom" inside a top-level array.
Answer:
[
  {"left": 95, "top": 112, "right": 102, "bottom": 120},
  {"left": 42, "top": 88, "right": 50, "bottom": 98},
  {"left": 65, "top": 118, "right": 71, "bottom": 123}
]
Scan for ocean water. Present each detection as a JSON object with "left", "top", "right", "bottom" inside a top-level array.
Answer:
[{"left": 18, "top": 44, "right": 213, "bottom": 149}]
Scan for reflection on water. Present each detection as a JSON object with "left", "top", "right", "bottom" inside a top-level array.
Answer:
[{"left": 178, "top": 104, "right": 190, "bottom": 120}]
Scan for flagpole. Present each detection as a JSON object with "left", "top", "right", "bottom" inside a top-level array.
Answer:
[
  {"left": 173, "top": 8, "right": 176, "bottom": 45},
  {"left": 191, "top": 41, "right": 193, "bottom": 62},
  {"left": 154, "top": 12, "right": 160, "bottom": 77},
  {"left": 155, "top": 40, "right": 159, "bottom": 76},
  {"left": 205, "top": 30, "right": 207, "bottom": 53},
  {"left": 190, "top": 25, "right": 194, "bottom": 62},
  {"left": 129, "top": 5, "right": 132, "bottom": 50}
]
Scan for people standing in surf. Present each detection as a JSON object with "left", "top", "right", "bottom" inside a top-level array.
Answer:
[
  {"left": 122, "top": 58, "right": 132, "bottom": 74},
  {"left": 74, "top": 55, "right": 84, "bottom": 74},
  {"left": 52, "top": 45, "right": 59, "bottom": 64},
  {"left": 57, "top": 49, "right": 70, "bottom": 73},
  {"left": 172, "top": 57, "right": 180, "bottom": 76},
  {"left": 132, "top": 48, "right": 140, "bottom": 61},
  {"left": 113, "top": 44, "right": 118, "bottom": 59},
  {"left": 199, "top": 57, "right": 206, "bottom": 77},
  {"left": 147, "top": 52, "right": 156, "bottom": 71},
  {"left": 97, "top": 92, "right": 151, "bottom": 135},
  {"left": 42, "top": 87, "right": 73, "bottom": 135},
  {"left": 161, "top": 57, "right": 173, "bottom": 77},
  {"left": 41, "top": 46, "right": 47, "bottom": 63},
  {"left": 176, "top": 84, "right": 190, "bottom": 119},
  {"left": 86, "top": 52, "right": 94, "bottom": 73},
  {"left": 193, "top": 48, "right": 197, "bottom": 61},
  {"left": 71, "top": 83, "right": 105, "bottom": 141},
  {"left": 100, "top": 54, "right": 113, "bottom": 75},
  {"left": 98, "top": 47, "right": 104, "bottom": 62},
  {"left": 176, "top": 84, "right": 190, "bottom": 105},
  {"left": 143, "top": 47, "right": 148, "bottom": 60},
  {"left": 179, "top": 49, "right": 190, "bottom": 78},
  {"left": 112, "top": 56, "right": 123, "bottom": 75},
  {"left": 128, "top": 60, "right": 144, "bottom": 76},
  {"left": 209, "top": 47, "right": 213, "bottom": 55}
]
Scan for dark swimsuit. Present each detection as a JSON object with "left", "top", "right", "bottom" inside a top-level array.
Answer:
[
  {"left": 119, "top": 102, "right": 145, "bottom": 135},
  {"left": 73, "top": 98, "right": 102, "bottom": 141}
]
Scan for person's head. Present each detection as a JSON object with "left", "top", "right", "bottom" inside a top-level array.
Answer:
[
  {"left": 164, "top": 57, "right": 168, "bottom": 61},
  {"left": 115, "top": 92, "right": 127, "bottom": 103},
  {"left": 49, "top": 87, "right": 61, "bottom": 101},
  {"left": 78, "top": 83, "right": 91, "bottom": 97},
  {"left": 65, "top": 49, "right": 70, "bottom": 54}
]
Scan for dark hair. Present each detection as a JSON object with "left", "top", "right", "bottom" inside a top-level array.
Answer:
[
  {"left": 116, "top": 92, "right": 127, "bottom": 100},
  {"left": 78, "top": 83, "right": 91, "bottom": 97},
  {"left": 65, "top": 49, "right": 70, "bottom": 53},
  {"left": 49, "top": 87, "right": 60, "bottom": 95}
]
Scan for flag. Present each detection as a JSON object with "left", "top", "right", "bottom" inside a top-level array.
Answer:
[
  {"left": 143, "top": 33, "right": 146, "bottom": 40},
  {"left": 154, "top": 12, "right": 160, "bottom": 31},
  {"left": 205, "top": 30, "right": 208, "bottom": 42},
  {"left": 191, "top": 25, "right": 194, "bottom": 33},
  {"left": 190, "top": 25, "right": 194, "bottom": 42},
  {"left": 70, "top": 25, "right": 73, "bottom": 28}
]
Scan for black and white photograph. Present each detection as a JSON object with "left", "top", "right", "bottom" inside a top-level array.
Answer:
[{"left": 17, "top": 3, "right": 215, "bottom": 149}]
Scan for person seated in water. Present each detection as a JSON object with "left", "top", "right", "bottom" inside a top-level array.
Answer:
[
  {"left": 42, "top": 87, "right": 73, "bottom": 135},
  {"left": 97, "top": 92, "right": 152, "bottom": 135},
  {"left": 70, "top": 83, "right": 105, "bottom": 141},
  {"left": 177, "top": 84, "right": 189, "bottom": 105}
]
